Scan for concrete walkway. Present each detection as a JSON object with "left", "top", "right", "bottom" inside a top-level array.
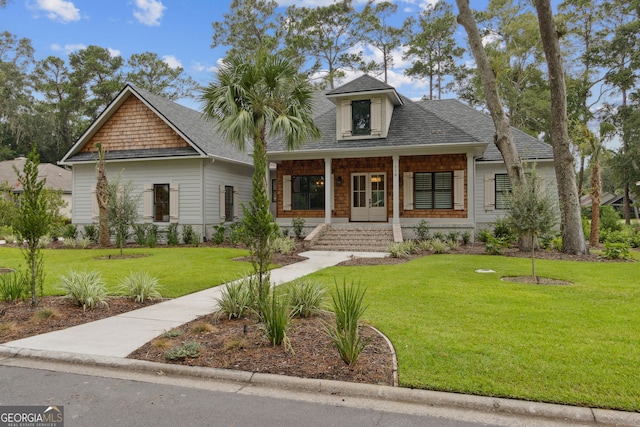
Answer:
[{"left": 1, "top": 251, "right": 386, "bottom": 358}]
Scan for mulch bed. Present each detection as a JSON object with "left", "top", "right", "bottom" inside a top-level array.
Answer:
[{"left": 128, "top": 312, "right": 395, "bottom": 386}]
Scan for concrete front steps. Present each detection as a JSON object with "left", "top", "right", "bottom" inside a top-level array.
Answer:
[{"left": 305, "top": 223, "right": 397, "bottom": 252}]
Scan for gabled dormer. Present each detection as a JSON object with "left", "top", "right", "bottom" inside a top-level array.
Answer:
[{"left": 326, "top": 75, "right": 403, "bottom": 141}]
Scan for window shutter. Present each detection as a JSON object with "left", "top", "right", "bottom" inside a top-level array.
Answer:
[
  {"left": 233, "top": 189, "right": 240, "bottom": 219},
  {"left": 219, "top": 185, "right": 226, "bottom": 221},
  {"left": 403, "top": 172, "right": 414, "bottom": 210},
  {"left": 169, "top": 182, "right": 179, "bottom": 223},
  {"left": 484, "top": 174, "right": 495, "bottom": 211},
  {"left": 341, "top": 100, "right": 352, "bottom": 137},
  {"left": 143, "top": 183, "right": 153, "bottom": 223},
  {"left": 370, "top": 98, "right": 381, "bottom": 136},
  {"left": 91, "top": 186, "right": 98, "bottom": 223},
  {"left": 283, "top": 175, "right": 292, "bottom": 211},
  {"left": 454, "top": 170, "right": 464, "bottom": 210}
]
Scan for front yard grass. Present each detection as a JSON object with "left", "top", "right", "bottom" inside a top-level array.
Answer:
[
  {"left": 308, "top": 254, "right": 640, "bottom": 412},
  {"left": 0, "top": 246, "right": 251, "bottom": 298}
]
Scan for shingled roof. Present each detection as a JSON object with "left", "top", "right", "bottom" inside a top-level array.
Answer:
[
  {"left": 61, "top": 85, "right": 253, "bottom": 166},
  {"left": 0, "top": 158, "right": 72, "bottom": 193},
  {"left": 417, "top": 99, "right": 554, "bottom": 161}
]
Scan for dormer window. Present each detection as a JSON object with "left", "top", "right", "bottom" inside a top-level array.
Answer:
[{"left": 352, "top": 100, "right": 371, "bottom": 135}]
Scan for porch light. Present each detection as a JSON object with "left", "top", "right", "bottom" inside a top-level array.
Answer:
[
  {"left": 316, "top": 177, "right": 325, "bottom": 187},
  {"left": 371, "top": 176, "right": 382, "bottom": 183},
  {"left": 336, "top": 176, "right": 343, "bottom": 186}
]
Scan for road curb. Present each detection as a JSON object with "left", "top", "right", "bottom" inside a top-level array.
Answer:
[{"left": 1, "top": 345, "right": 638, "bottom": 426}]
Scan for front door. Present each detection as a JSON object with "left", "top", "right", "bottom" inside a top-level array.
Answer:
[{"left": 350, "top": 172, "right": 387, "bottom": 222}]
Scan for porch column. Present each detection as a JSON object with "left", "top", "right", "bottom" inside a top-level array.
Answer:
[
  {"left": 325, "top": 157, "right": 332, "bottom": 224},
  {"left": 393, "top": 155, "right": 400, "bottom": 224}
]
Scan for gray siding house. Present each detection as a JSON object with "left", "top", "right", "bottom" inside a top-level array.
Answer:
[{"left": 59, "top": 84, "right": 254, "bottom": 241}]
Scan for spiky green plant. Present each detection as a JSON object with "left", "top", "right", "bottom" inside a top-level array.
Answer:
[
  {"left": 0, "top": 270, "right": 28, "bottom": 302},
  {"left": 288, "top": 279, "right": 326, "bottom": 318},
  {"left": 118, "top": 271, "right": 162, "bottom": 303},
  {"left": 325, "top": 280, "right": 369, "bottom": 365},
  {"left": 216, "top": 278, "right": 252, "bottom": 320},
  {"left": 259, "top": 292, "right": 292, "bottom": 348},
  {"left": 58, "top": 270, "right": 109, "bottom": 311}
]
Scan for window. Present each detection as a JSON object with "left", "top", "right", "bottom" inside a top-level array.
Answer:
[
  {"left": 495, "top": 173, "right": 511, "bottom": 210},
  {"left": 154, "top": 184, "right": 170, "bottom": 222},
  {"left": 292, "top": 175, "right": 325, "bottom": 210},
  {"left": 352, "top": 100, "right": 371, "bottom": 135},
  {"left": 224, "top": 186, "right": 234, "bottom": 222},
  {"left": 414, "top": 172, "right": 453, "bottom": 209},
  {"left": 271, "top": 178, "right": 276, "bottom": 203}
]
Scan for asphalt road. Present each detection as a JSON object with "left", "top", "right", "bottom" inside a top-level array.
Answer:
[{"left": 0, "top": 360, "right": 592, "bottom": 427}]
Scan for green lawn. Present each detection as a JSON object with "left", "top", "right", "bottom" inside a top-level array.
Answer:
[
  {"left": 0, "top": 246, "right": 252, "bottom": 298},
  {"left": 307, "top": 253, "right": 640, "bottom": 412}
]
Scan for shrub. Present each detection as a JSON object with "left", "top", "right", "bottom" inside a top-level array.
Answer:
[
  {"left": 0, "top": 271, "right": 28, "bottom": 302},
  {"left": 0, "top": 225, "right": 15, "bottom": 240},
  {"left": 62, "top": 238, "right": 77, "bottom": 248},
  {"left": 58, "top": 270, "right": 109, "bottom": 311},
  {"left": 430, "top": 239, "right": 450, "bottom": 254},
  {"left": 493, "top": 217, "right": 517, "bottom": 242},
  {"left": 416, "top": 239, "right": 433, "bottom": 253},
  {"left": 446, "top": 238, "right": 459, "bottom": 251},
  {"left": 446, "top": 231, "right": 460, "bottom": 242},
  {"left": 485, "top": 236, "right": 509, "bottom": 255},
  {"left": 432, "top": 231, "right": 444, "bottom": 240},
  {"left": 61, "top": 224, "right": 78, "bottom": 240},
  {"left": 212, "top": 224, "right": 226, "bottom": 245},
  {"left": 461, "top": 231, "right": 472, "bottom": 245},
  {"left": 167, "top": 223, "right": 179, "bottom": 246},
  {"left": 133, "top": 224, "right": 149, "bottom": 246},
  {"left": 599, "top": 205, "right": 622, "bottom": 232},
  {"left": 552, "top": 236, "right": 563, "bottom": 251},
  {"left": 189, "top": 232, "right": 200, "bottom": 247},
  {"left": 403, "top": 239, "right": 417, "bottom": 254},
  {"left": 325, "top": 280, "right": 369, "bottom": 366},
  {"left": 272, "top": 236, "right": 296, "bottom": 255},
  {"left": 83, "top": 225, "right": 98, "bottom": 243},
  {"left": 415, "top": 220, "right": 430, "bottom": 241},
  {"left": 292, "top": 217, "right": 305, "bottom": 239},
  {"left": 387, "top": 242, "right": 409, "bottom": 258},
  {"left": 161, "top": 329, "right": 183, "bottom": 338},
  {"left": 164, "top": 341, "right": 202, "bottom": 360},
  {"left": 229, "top": 222, "right": 245, "bottom": 245},
  {"left": 182, "top": 225, "right": 196, "bottom": 245},
  {"left": 603, "top": 242, "right": 630, "bottom": 260},
  {"left": 118, "top": 271, "right": 162, "bottom": 303},
  {"left": 477, "top": 228, "right": 492, "bottom": 243},
  {"left": 77, "top": 237, "right": 93, "bottom": 249},
  {"left": 288, "top": 279, "right": 326, "bottom": 318},
  {"left": 259, "top": 292, "right": 292, "bottom": 347},
  {"left": 216, "top": 278, "right": 252, "bottom": 319}
]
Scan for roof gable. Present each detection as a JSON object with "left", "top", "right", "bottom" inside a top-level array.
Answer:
[
  {"left": 0, "top": 159, "right": 72, "bottom": 193},
  {"left": 326, "top": 74, "right": 402, "bottom": 106}
]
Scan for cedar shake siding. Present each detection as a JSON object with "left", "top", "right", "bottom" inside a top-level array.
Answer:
[{"left": 81, "top": 96, "right": 189, "bottom": 153}]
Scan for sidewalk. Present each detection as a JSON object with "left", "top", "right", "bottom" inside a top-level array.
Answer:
[{"left": 0, "top": 251, "right": 386, "bottom": 358}]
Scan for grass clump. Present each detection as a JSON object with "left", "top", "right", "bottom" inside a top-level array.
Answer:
[
  {"left": 325, "top": 280, "right": 369, "bottom": 366},
  {"left": 0, "top": 270, "right": 28, "bottom": 302},
  {"left": 30, "top": 307, "right": 60, "bottom": 322},
  {"left": 190, "top": 322, "right": 216, "bottom": 334},
  {"left": 271, "top": 236, "right": 296, "bottom": 255},
  {"left": 224, "top": 337, "right": 248, "bottom": 351},
  {"left": 0, "top": 321, "right": 18, "bottom": 333},
  {"left": 259, "top": 292, "right": 292, "bottom": 348},
  {"left": 161, "top": 329, "right": 183, "bottom": 338},
  {"left": 118, "top": 271, "right": 162, "bottom": 303},
  {"left": 58, "top": 270, "right": 109, "bottom": 311},
  {"left": 164, "top": 341, "right": 202, "bottom": 360},
  {"left": 288, "top": 279, "right": 326, "bottom": 318}
]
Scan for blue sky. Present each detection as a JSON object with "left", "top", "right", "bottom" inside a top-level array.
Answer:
[{"left": 2, "top": 0, "right": 470, "bottom": 106}]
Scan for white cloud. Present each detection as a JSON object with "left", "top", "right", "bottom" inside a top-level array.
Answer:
[
  {"left": 108, "top": 48, "right": 121, "bottom": 57},
  {"left": 162, "top": 55, "right": 182, "bottom": 69},
  {"left": 133, "top": 0, "right": 166, "bottom": 26},
  {"left": 35, "top": 0, "right": 81, "bottom": 23},
  {"left": 51, "top": 43, "right": 86, "bottom": 54}
]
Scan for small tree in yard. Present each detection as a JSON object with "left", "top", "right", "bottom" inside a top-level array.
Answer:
[
  {"left": 506, "top": 168, "right": 557, "bottom": 279},
  {"left": 107, "top": 174, "right": 142, "bottom": 256},
  {"left": 95, "top": 143, "right": 110, "bottom": 247},
  {"left": 13, "top": 146, "right": 53, "bottom": 306}
]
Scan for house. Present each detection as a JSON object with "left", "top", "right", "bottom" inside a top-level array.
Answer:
[
  {"left": 266, "top": 75, "right": 557, "bottom": 240},
  {"left": 0, "top": 158, "right": 73, "bottom": 218},
  {"left": 59, "top": 84, "right": 254, "bottom": 241},
  {"left": 580, "top": 192, "right": 639, "bottom": 219}
]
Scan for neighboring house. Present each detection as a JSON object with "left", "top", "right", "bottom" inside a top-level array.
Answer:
[
  {"left": 0, "top": 158, "right": 73, "bottom": 218},
  {"left": 580, "top": 192, "right": 639, "bottom": 219},
  {"left": 59, "top": 84, "right": 254, "bottom": 241},
  {"left": 266, "top": 75, "right": 557, "bottom": 238}
]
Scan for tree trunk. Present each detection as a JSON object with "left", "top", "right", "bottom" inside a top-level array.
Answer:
[
  {"left": 95, "top": 144, "right": 110, "bottom": 247},
  {"left": 534, "top": 0, "right": 587, "bottom": 255},
  {"left": 590, "top": 163, "right": 601, "bottom": 248},
  {"left": 455, "top": 0, "right": 525, "bottom": 188}
]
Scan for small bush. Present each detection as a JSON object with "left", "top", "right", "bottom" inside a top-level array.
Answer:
[
  {"left": 325, "top": 280, "right": 369, "bottom": 366},
  {"left": 445, "top": 238, "right": 459, "bottom": 251},
  {"left": 0, "top": 225, "right": 15, "bottom": 240},
  {"left": 61, "top": 224, "right": 78, "bottom": 240},
  {"left": 415, "top": 220, "right": 431, "bottom": 241},
  {"left": 292, "top": 217, "right": 305, "bottom": 239},
  {"left": 461, "top": 231, "right": 471, "bottom": 245},
  {"left": 182, "top": 225, "right": 196, "bottom": 245},
  {"left": 62, "top": 238, "right": 77, "bottom": 248},
  {"left": 599, "top": 205, "right": 622, "bottom": 232},
  {"left": 118, "top": 271, "right": 162, "bottom": 303},
  {"left": 0, "top": 271, "right": 28, "bottom": 302},
  {"left": 167, "top": 223, "right": 179, "bottom": 246},
  {"left": 387, "top": 242, "right": 409, "bottom": 258},
  {"left": 552, "top": 236, "right": 563, "bottom": 252},
  {"left": 77, "top": 237, "right": 92, "bottom": 249},
  {"left": 161, "top": 329, "right": 183, "bottom": 338},
  {"left": 190, "top": 322, "right": 216, "bottom": 334},
  {"left": 272, "top": 236, "right": 296, "bottom": 255},
  {"left": 30, "top": 307, "right": 60, "bottom": 322},
  {"left": 493, "top": 217, "right": 517, "bottom": 242},
  {"left": 165, "top": 341, "right": 202, "bottom": 360},
  {"left": 477, "top": 228, "right": 492, "bottom": 243},
  {"left": 288, "top": 279, "right": 326, "bottom": 318},
  {"left": 416, "top": 239, "right": 433, "bottom": 253},
  {"left": 58, "top": 270, "right": 109, "bottom": 311},
  {"left": 446, "top": 231, "right": 460, "bottom": 242},
  {"left": 212, "top": 224, "right": 226, "bottom": 245},
  {"left": 430, "top": 239, "right": 450, "bottom": 254},
  {"left": 38, "top": 236, "right": 52, "bottom": 248},
  {"left": 133, "top": 224, "right": 148, "bottom": 246},
  {"left": 83, "top": 225, "right": 98, "bottom": 243},
  {"left": 603, "top": 242, "right": 630, "bottom": 260},
  {"left": 189, "top": 232, "right": 200, "bottom": 247},
  {"left": 403, "top": 239, "right": 417, "bottom": 254},
  {"left": 485, "top": 236, "right": 510, "bottom": 255},
  {"left": 229, "top": 222, "right": 245, "bottom": 245},
  {"left": 216, "top": 278, "right": 252, "bottom": 319},
  {"left": 147, "top": 224, "right": 158, "bottom": 248}
]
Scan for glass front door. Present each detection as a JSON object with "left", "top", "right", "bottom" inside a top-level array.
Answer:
[{"left": 350, "top": 172, "right": 387, "bottom": 222}]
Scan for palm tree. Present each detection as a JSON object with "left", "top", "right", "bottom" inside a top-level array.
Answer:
[
  {"left": 200, "top": 50, "right": 320, "bottom": 302},
  {"left": 578, "top": 122, "right": 616, "bottom": 248}
]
